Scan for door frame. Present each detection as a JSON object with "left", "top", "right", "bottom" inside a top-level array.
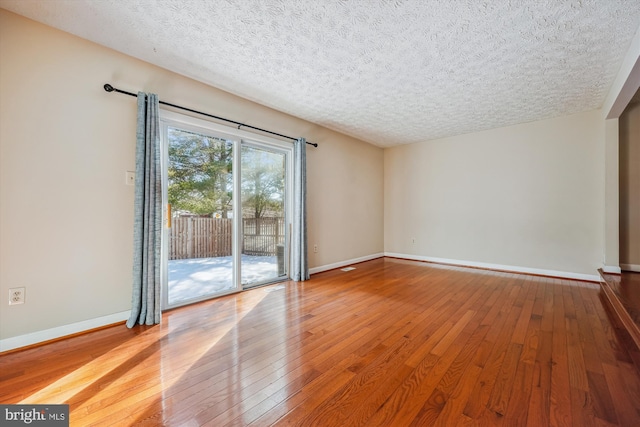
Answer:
[
  {"left": 239, "top": 140, "right": 293, "bottom": 289},
  {"left": 159, "top": 109, "right": 293, "bottom": 310}
]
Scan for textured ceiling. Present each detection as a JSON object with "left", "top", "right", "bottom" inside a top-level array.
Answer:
[{"left": 2, "top": 0, "right": 640, "bottom": 147}]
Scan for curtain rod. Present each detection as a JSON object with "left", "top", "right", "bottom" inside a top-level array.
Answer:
[{"left": 103, "top": 84, "right": 318, "bottom": 147}]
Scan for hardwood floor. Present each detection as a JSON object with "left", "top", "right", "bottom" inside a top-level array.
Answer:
[{"left": 1, "top": 258, "right": 640, "bottom": 426}]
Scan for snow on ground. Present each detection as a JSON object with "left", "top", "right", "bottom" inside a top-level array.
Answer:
[{"left": 168, "top": 255, "right": 279, "bottom": 304}]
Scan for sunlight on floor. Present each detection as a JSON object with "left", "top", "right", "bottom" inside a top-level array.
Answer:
[{"left": 20, "top": 288, "right": 272, "bottom": 422}]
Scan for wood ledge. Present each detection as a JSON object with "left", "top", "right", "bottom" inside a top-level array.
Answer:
[{"left": 598, "top": 269, "right": 640, "bottom": 355}]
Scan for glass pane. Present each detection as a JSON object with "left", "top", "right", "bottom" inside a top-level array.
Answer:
[
  {"left": 166, "top": 127, "right": 234, "bottom": 305},
  {"left": 241, "top": 145, "right": 287, "bottom": 287}
]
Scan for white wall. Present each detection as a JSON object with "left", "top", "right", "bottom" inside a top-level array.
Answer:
[
  {"left": 619, "top": 101, "right": 640, "bottom": 269},
  {"left": 0, "top": 10, "right": 384, "bottom": 347},
  {"left": 384, "top": 110, "right": 604, "bottom": 279}
]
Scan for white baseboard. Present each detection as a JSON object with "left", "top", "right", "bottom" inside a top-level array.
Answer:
[
  {"left": 384, "top": 252, "right": 601, "bottom": 282},
  {"left": 310, "top": 253, "right": 384, "bottom": 275},
  {"left": 0, "top": 310, "right": 130, "bottom": 353},
  {"left": 602, "top": 265, "right": 622, "bottom": 274},
  {"left": 3, "top": 252, "right": 608, "bottom": 351},
  {"left": 621, "top": 264, "right": 640, "bottom": 273}
]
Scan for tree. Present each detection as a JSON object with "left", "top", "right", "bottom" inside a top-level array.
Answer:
[
  {"left": 241, "top": 146, "right": 285, "bottom": 219},
  {"left": 168, "top": 127, "right": 232, "bottom": 217},
  {"left": 167, "top": 128, "right": 285, "bottom": 220}
]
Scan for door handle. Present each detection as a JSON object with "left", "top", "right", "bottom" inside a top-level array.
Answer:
[{"left": 167, "top": 204, "right": 172, "bottom": 228}]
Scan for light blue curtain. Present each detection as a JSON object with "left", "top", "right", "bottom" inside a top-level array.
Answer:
[
  {"left": 292, "top": 138, "right": 309, "bottom": 281},
  {"left": 127, "top": 92, "right": 162, "bottom": 328}
]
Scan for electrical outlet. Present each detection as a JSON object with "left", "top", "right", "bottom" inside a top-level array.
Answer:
[
  {"left": 9, "top": 287, "right": 25, "bottom": 305},
  {"left": 313, "top": 244, "right": 318, "bottom": 253},
  {"left": 125, "top": 171, "right": 135, "bottom": 186}
]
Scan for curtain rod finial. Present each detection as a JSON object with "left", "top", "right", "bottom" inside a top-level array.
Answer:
[{"left": 104, "top": 84, "right": 114, "bottom": 92}]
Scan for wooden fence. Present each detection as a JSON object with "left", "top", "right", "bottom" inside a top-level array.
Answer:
[
  {"left": 242, "top": 217, "right": 285, "bottom": 256},
  {"left": 169, "top": 216, "right": 285, "bottom": 260}
]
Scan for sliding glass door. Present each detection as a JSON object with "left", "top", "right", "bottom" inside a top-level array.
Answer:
[
  {"left": 160, "top": 111, "right": 291, "bottom": 309},
  {"left": 163, "top": 126, "right": 236, "bottom": 306},
  {"left": 240, "top": 144, "right": 288, "bottom": 288}
]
